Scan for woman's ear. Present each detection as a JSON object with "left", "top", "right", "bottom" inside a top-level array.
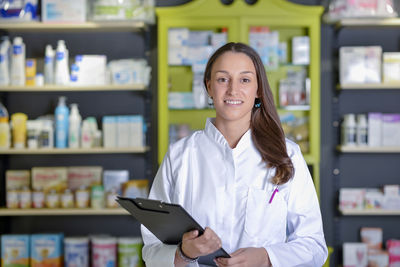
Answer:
[{"left": 206, "top": 80, "right": 212, "bottom": 97}]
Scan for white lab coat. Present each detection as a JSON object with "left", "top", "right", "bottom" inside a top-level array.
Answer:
[{"left": 142, "top": 118, "right": 328, "bottom": 267}]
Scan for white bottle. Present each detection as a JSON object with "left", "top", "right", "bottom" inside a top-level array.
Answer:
[
  {"left": 356, "top": 114, "right": 368, "bottom": 146},
  {"left": 11, "top": 37, "right": 25, "bottom": 86},
  {"left": 342, "top": 114, "right": 357, "bottom": 146},
  {"left": 81, "top": 119, "right": 92, "bottom": 148},
  {"left": 54, "top": 40, "right": 69, "bottom": 85},
  {"left": 44, "top": 44, "right": 55, "bottom": 85},
  {"left": 68, "top": 103, "right": 81, "bottom": 148},
  {"left": 0, "top": 38, "right": 11, "bottom": 85}
]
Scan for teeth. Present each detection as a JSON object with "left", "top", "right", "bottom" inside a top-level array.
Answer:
[{"left": 225, "top": 100, "right": 242, "bottom": 104}]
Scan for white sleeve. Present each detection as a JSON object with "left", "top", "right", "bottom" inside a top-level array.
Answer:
[
  {"left": 265, "top": 146, "right": 328, "bottom": 267},
  {"left": 141, "top": 148, "right": 199, "bottom": 267}
]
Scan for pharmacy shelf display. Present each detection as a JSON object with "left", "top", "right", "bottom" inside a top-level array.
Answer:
[
  {"left": 328, "top": 18, "right": 400, "bottom": 266},
  {"left": 0, "top": 208, "right": 128, "bottom": 216},
  {"left": 0, "top": 21, "right": 154, "bottom": 237},
  {"left": 0, "top": 84, "right": 147, "bottom": 92},
  {"left": 156, "top": 0, "right": 324, "bottom": 196}
]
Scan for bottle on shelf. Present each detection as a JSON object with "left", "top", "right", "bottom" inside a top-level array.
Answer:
[
  {"left": 0, "top": 101, "right": 10, "bottom": 149},
  {"left": 54, "top": 40, "right": 69, "bottom": 86},
  {"left": 356, "top": 114, "right": 368, "bottom": 146},
  {"left": 69, "top": 103, "right": 81, "bottom": 148},
  {"left": 55, "top": 96, "right": 69, "bottom": 148},
  {"left": 341, "top": 113, "right": 357, "bottom": 146},
  {"left": 10, "top": 37, "right": 26, "bottom": 86},
  {"left": 0, "top": 37, "right": 11, "bottom": 86},
  {"left": 44, "top": 44, "right": 55, "bottom": 85}
]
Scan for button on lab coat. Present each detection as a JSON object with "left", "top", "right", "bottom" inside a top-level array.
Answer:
[{"left": 142, "top": 118, "right": 328, "bottom": 267}]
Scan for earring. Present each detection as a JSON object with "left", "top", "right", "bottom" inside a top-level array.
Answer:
[{"left": 254, "top": 98, "right": 261, "bottom": 108}]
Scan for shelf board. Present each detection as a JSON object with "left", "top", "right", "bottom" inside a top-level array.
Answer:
[
  {"left": 337, "top": 18, "right": 400, "bottom": 27},
  {"left": 341, "top": 208, "right": 400, "bottom": 216},
  {"left": 0, "top": 208, "right": 129, "bottom": 216},
  {"left": 338, "top": 83, "right": 400, "bottom": 90},
  {"left": 337, "top": 145, "right": 400, "bottom": 153},
  {"left": 0, "top": 21, "right": 147, "bottom": 31},
  {"left": 0, "top": 84, "right": 147, "bottom": 92},
  {"left": 0, "top": 147, "right": 149, "bottom": 155},
  {"left": 279, "top": 105, "right": 310, "bottom": 111}
]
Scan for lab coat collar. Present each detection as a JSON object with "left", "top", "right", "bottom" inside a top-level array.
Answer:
[{"left": 204, "top": 118, "right": 252, "bottom": 155}]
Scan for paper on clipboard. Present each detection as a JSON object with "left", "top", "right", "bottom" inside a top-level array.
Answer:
[{"left": 116, "top": 196, "right": 230, "bottom": 266}]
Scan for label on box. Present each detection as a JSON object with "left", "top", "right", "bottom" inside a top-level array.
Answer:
[
  {"left": 31, "top": 167, "right": 67, "bottom": 193},
  {"left": 67, "top": 166, "right": 102, "bottom": 191}
]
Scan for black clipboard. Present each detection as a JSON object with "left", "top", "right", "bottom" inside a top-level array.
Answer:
[{"left": 116, "top": 196, "right": 230, "bottom": 266}]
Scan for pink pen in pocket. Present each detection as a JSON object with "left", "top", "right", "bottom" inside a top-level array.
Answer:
[{"left": 269, "top": 186, "right": 279, "bottom": 204}]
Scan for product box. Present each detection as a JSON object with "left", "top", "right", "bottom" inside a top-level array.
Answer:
[
  {"left": 365, "top": 189, "right": 384, "bottom": 209},
  {"left": 381, "top": 114, "right": 400, "bottom": 146},
  {"left": 368, "top": 250, "right": 389, "bottom": 267},
  {"left": 67, "top": 166, "right": 103, "bottom": 191},
  {"left": 103, "top": 170, "right": 130, "bottom": 195},
  {"left": 42, "top": 0, "right": 86, "bottom": 22},
  {"left": 6, "top": 170, "right": 30, "bottom": 190},
  {"left": 382, "top": 185, "right": 400, "bottom": 210},
  {"left": 103, "top": 116, "right": 117, "bottom": 148},
  {"left": 72, "top": 55, "right": 107, "bottom": 86},
  {"left": 340, "top": 46, "right": 382, "bottom": 85},
  {"left": 117, "top": 116, "right": 131, "bottom": 148},
  {"left": 129, "top": 115, "right": 144, "bottom": 147},
  {"left": 360, "top": 227, "right": 383, "bottom": 250},
  {"left": 168, "top": 92, "right": 195, "bottom": 109},
  {"left": 1, "top": 234, "right": 30, "bottom": 267},
  {"left": 168, "top": 28, "right": 189, "bottom": 47},
  {"left": 383, "top": 52, "right": 400, "bottom": 83},
  {"left": 339, "top": 188, "right": 365, "bottom": 210},
  {"left": 292, "top": 36, "right": 310, "bottom": 65},
  {"left": 122, "top": 179, "right": 149, "bottom": 199},
  {"left": 368, "top": 113, "right": 382, "bottom": 147},
  {"left": 30, "top": 234, "right": 63, "bottom": 267},
  {"left": 249, "top": 28, "right": 279, "bottom": 70},
  {"left": 343, "top": 242, "right": 368, "bottom": 267},
  {"left": 387, "top": 239, "right": 400, "bottom": 266},
  {"left": 31, "top": 167, "right": 68, "bottom": 193}
]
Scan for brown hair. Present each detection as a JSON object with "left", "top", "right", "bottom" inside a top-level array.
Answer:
[{"left": 203, "top": 42, "right": 294, "bottom": 185}]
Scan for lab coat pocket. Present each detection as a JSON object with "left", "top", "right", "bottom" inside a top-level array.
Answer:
[{"left": 244, "top": 187, "right": 287, "bottom": 239}]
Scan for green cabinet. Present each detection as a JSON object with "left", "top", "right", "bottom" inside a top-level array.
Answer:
[{"left": 156, "top": 0, "right": 323, "bottom": 195}]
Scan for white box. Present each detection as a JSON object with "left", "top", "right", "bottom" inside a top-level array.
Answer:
[
  {"left": 102, "top": 116, "right": 117, "bottom": 148},
  {"left": 381, "top": 114, "right": 400, "bottom": 146},
  {"left": 292, "top": 36, "right": 310, "bottom": 65},
  {"left": 129, "top": 115, "right": 144, "bottom": 147},
  {"left": 360, "top": 227, "right": 383, "bottom": 250},
  {"left": 103, "top": 170, "right": 129, "bottom": 195},
  {"left": 117, "top": 116, "right": 130, "bottom": 148},
  {"left": 72, "top": 55, "right": 107, "bottom": 86},
  {"left": 168, "top": 28, "right": 189, "bottom": 47},
  {"left": 368, "top": 251, "right": 389, "bottom": 267},
  {"left": 340, "top": 46, "right": 382, "bottom": 85},
  {"left": 384, "top": 185, "right": 400, "bottom": 197},
  {"left": 383, "top": 52, "right": 400, "bottom": 83},
  {"left": 368, "top": 113, "right": 382, "bottom": 147},
  {"left": 365, "top": 189, "right": 384, "bottom": 209},
  {"left": 343, "top": 243, "right": 368, "bottom": 267},
  {"left": 339, "top": 188, "right": 365, "bottom": 210},
  {"left": 42, "top": 0, "right": 86, "bottom": 23}
]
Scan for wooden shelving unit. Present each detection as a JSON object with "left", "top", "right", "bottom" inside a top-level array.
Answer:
[
  {"left": 0, "top": 84, "right": 147, "bottom": 92},
  {"left": 0, "top": 147, "right": 149, "bottom": 155},
  {"left": 0, "top": 208, "right": 128, "bottom": 216},
  {"left": 338, "top": 83, "right": 400, "bottom": 90},
  {"left": 340, "top": 209, "right": 400, "bottom": 216},
  {"left": 0, "top": 21, "right": 146, "bottom": 31},
  {"left": 337, "top": 146, "right": 400, "bottom": 153}
]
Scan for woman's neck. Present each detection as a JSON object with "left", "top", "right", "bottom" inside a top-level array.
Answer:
[{"left": 215, "top": 118, "right": 250, "bottom": 149}]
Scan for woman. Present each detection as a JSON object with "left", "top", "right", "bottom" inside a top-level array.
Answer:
[{"left": 141, "top": 42, "right": 328, "bottom": 267}]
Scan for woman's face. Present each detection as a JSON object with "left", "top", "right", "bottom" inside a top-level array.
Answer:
[{"left": 207, "top": 51, "right": 258, "bottom": 126}]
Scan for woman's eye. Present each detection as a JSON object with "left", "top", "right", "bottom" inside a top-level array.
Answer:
[
  {"left": 242, "top": 78, "right": 250, "bottom": 83},
  {"left": 217, "top": 77, "right": 228, "bottom": 83}
]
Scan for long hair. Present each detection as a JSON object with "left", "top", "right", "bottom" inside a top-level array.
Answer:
[{"left": 203, "top": 42, "right": 294, "bottom": 185}]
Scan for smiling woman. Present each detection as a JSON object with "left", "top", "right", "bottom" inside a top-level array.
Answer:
[{"left": 141, "top": 42, "right": 328, "bottom": 267}]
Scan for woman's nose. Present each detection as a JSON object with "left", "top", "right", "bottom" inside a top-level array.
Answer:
[{"left": 227, "top": 80, "right": 239, "bottom": 95}]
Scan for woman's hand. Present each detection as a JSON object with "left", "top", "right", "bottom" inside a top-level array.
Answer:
[
  {"left": 181, "top": 227, "right": 222, "bottom": 258},
  {"left": 214, "top": 247, "right": 271, "bottom": 267}
]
